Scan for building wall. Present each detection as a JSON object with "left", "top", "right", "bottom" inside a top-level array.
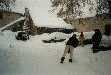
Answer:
[
  {"left": 71, "top": 15, "right": 111, "bottom": 33},
  {"left": 0, "top": 12, "right": 22, "bottom": 28}
]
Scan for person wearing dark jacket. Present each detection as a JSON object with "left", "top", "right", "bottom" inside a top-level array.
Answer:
[
  {"left": 92, "top": 29, "right": 102, "bottom": 52},
  {"left": 60, "top": 34, "right": 79, "bottom": 63}
]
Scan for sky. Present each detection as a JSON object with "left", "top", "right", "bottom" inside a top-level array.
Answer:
[{"left": 13, "top": 0, "right": 97, "bottom": 28}]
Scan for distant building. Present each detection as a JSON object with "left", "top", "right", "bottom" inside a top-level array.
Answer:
[
  {"left": 0, "top": 10, "right": 23, "bottom": 28},
  {"left": 64, "top": 14, "right": 111, "bottom": 33}
]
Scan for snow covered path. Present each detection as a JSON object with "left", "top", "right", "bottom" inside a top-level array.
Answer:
[{"left": 0, "top": 31, "right": 111, "bottom": 75}]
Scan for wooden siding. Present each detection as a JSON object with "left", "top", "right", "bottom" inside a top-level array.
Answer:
[{"left": 0, "top": 12, "right": 23, "bottom": 28}]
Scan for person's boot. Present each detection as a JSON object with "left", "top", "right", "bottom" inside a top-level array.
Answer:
[
  {"left": 60, "top": 57, "right": 65, "bottom": 63},
  {"left": 69, "top": 59, "right": 72, "bottom": 63}
]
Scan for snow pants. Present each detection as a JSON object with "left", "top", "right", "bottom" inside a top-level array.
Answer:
[{"left": 62, "top": 45, "right": 74, "bottom": 59}]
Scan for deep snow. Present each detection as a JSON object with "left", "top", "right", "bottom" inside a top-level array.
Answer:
[{"left": 0, "top": 31, "right": 111, "bottom": 75}]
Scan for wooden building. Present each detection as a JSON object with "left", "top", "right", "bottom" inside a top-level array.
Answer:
[{"left": 0, "top": 10, "right": 23, "bottom": 28}]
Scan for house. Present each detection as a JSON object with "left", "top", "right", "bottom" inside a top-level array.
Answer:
[
  {"left": 0, "top": 10, "right": 23, "bottom": 28},
  {"left": 0, "top": 8, "right": 38, "bottom": 35}
]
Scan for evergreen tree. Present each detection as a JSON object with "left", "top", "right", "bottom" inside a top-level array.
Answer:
[{"left": 23, "top": 8, "right": 37, "bottom": 35}]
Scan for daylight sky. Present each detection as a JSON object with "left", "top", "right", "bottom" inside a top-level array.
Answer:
[{"left": 13, "top": 0, "right": 97, "bottom": 28}]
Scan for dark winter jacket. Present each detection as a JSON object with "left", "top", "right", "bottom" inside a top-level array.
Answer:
[
  {"left": 66, "top": 35, "right": 79, "bottom": 48},
  {"left": 92, "top": 29, "right": 102, "bottom": 45}
]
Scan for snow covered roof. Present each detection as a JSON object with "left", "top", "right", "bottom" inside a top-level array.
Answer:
[{"left": 12, "top": 0, "right": 74, "bottom": 29}]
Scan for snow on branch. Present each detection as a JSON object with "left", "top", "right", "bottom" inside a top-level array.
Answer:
[{"left": 50, "top": 0, "right": 109, "bottom": 19}]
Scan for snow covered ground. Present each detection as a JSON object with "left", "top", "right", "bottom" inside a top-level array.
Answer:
[
  {"left": 0, "top": 31, "right": 111, "bottom": 75},
  {"left": 1, "top": 0, "right": 111, "bottom": 75}
]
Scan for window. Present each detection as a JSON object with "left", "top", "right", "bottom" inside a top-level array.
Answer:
[{"left": 0, "top": 12, "right": 3, "bottom": 19}]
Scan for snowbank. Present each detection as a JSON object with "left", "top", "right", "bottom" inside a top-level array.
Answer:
[{"left": 41, "top": 31, "right": 94, "bottom": 42}]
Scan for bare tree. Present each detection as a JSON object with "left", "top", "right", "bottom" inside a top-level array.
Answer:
[{"left": 50, "top": 0, "right": 111, "bottom": 24}]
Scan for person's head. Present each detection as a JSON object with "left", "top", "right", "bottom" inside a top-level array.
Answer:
[
  {"left": 81, "top": 32, "right": 83, "bottom": 34},
  {"left": 72, "top": 34, "right": 77, "bottom": 38},
  {"left": 94, "top": 29, "right": 101, "bottom": 34},
  {"left": 80, "top": 32, "right": 84, "bottom": 36}
]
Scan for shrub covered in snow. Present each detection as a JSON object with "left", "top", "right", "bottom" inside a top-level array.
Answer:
[{"left": 100, "top": 35, "right": 111, "bottom": 47}]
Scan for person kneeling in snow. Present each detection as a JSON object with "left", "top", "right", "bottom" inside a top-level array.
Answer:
[{"left": 60, "top": 34, "right": 79, "bottom": 63}]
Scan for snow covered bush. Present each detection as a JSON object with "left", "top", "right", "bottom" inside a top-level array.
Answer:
[
  {"left": 100, "top": 35, "right": 111, "bottom": 47},
  {"left": 16, "top": 31, "right": 29, "bottom": 41},
  {"left": 42, "top": 32, "right": 73, "bottom": 43}
]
